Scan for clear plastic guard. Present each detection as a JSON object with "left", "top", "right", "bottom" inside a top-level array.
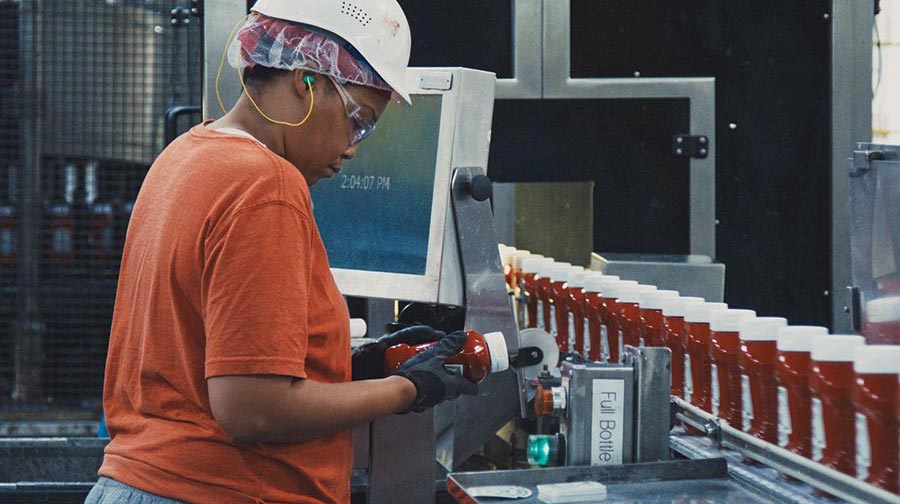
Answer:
[{"left": 849, "top": 144, "right": 900, "bottom": 344}]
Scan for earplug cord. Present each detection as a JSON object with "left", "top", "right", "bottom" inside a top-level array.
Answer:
[{"left": 215, "top": 14, "right": 315, "bottom": 127}]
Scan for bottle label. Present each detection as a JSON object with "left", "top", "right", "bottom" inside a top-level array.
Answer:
[
  {"left": 741, "top": 374, "right": 753, "bottom": 432},
  {"left": 811, "top": 397, "right": 825, "bottom": 461},
  {"left": 52, "top": 227, "right": 73, "bottom": 254},
  {"left": 583, "top": 319, "right": 591, "bottom": 358},
  {"left": 600, "top": 325, "right": 610, "bottom": 362},
  {"left": 684, "top": 354, "right": 693, "bottom": 402},
  {"left": 537, "top": 300, "right": 545, "bottom": 330},
  {"left": 549, "top": 304, "right": 558, "bottom": 338},
  {"left": 0, "top": 228, "right": 13, "bottom": 255},
  {"left": 777, "top": 386, "right": 791, "bottom": 447},
  {"left": 591, "top": 378, "right": 625, "bottom": 465},
  {"left": 568, "top": 313, "right": 576, "bottom": 351},
  {"left": 855, "top": 413, "right": 870, "bottom": 480},
  {"left": 710, "top": 363, "right": 719, "bottom": 414}
]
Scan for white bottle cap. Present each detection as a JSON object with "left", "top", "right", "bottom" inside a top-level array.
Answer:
[
  {"left": 709, "top": 309, "right": 757, "bottom": 332},
  {"left": 548, "top": 263, "right": 572, "bottom": 283},
  {"left": 639, "top": 290, "right": 680, "bottom": 309},
  {"left": 776, "top": 326, "right": 829, "bottom": 352},
  {"left": 865, "top": 297, "right": 900, "bottom": 323},
  {"left": 535, "top": 259, "right": 557, "bottom": 278},
  {"left": 567, "top": 271, "right": 587, "bottom": 288},
  {"left": 519, "top": 256, "right": 544, "bottom": 274},
  {"left": 482, "top": 331, "right": 510, "bottom": 373},
  {"left": 513, "top": 252, "right": 535, "bottom": 269},
  {"left": 810, "top": 335, "right": 866, "bottom": 362},
  {"left": 600, "top": 280, "right": 638, "bottom": 299},
  {"left": 349, "top": 318, "right": 368, "bottom": 338},
  {"left": 661, "top": 296, "right": 705, "bottom": 317},
  {"left": 739, "top": 317, "right": 788, "bottom": 341},
  {"left": 582, "top": 273, "right": 605, "bottom": 293},
  {"left": 617, "top": 285, "right": 658, "bottom": 304},
  {"left": 683, "top": 302, "right": 729, "bottom": 323},
  {"left": 853, "top": 345, "right": 900, "bottom": 374},
  {"left": 498, "top": 245, "right": 515, "bottom": 266}
]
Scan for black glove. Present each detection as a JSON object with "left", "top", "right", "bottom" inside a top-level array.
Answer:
[
  {"left": 391, "top": 330, "right": 479, "bottom": 413},
  {"left": 351, "top": 325, "right": 446, "bottom": 381}
]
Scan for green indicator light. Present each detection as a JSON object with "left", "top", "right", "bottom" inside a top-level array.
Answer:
[{"left": 527, "top": 435, "right": 553, "bottom": 466}]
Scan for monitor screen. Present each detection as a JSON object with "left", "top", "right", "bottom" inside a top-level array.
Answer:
[{"left": 310, "top": 94, "right": 443, "bottom": 276}]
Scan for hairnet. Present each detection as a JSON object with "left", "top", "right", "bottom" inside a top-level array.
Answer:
[{"left": 227, "top": 12, "right": 393, "bottom": 94}]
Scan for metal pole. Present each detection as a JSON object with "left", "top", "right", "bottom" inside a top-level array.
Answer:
[
  {"left": 831, "top": 0, "right": 874, "bottom": 331},
  {"left": 13, "top": 0, "right": 46, "bottom": 401}
]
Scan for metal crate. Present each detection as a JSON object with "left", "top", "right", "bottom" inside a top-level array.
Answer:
[{"left": 1, "top": 0, "right": 202, "bottom": 423}]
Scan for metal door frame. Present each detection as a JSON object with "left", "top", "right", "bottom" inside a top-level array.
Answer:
[
  {"left": 831, "top": 0, "right": 873, "bottom": 332},
  {"left": 541, "top": 0, "right": 717, "bottom": 259}
]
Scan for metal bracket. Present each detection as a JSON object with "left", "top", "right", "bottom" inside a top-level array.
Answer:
[
  {"left": 672, "top": 134, "right": 710, "bottom": 159},
  {"left": 434, "top": 167, "right": 525, "bottom": 470}
]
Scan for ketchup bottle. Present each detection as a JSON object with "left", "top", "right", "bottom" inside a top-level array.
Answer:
[
  {"left": 862, "top": 297, "right": 900, "bottom": 345},
  {"left": 583, "top": 274, "right": 615, "bottom": 362},
  {"left": 519, "top": 256, "right": 547, "bottom": 329},
  {"left": 638, "top": 290, "right": 679, "bottom": 347},
  {"left": 599, "top": 280, "right": 637, "bottom": 364},
  {"left": 661, "top": 296, "right": 704, "bottom": 398},
  {"left": 566, "top": 270, "right": 588, "bottom": 357},
  {"left": 739, "top": 317, "right": 788, "bottom": 441},
  {"left": 384, "top": 330, "right": 509, "bottom": 383},
  {"left": 709, "top": 309, "right": 757, "bottom": 427},
  {"left": 616, "top": 285, "right": 658, "bottom": 349},
  {"left": 775, "top": 326, "right": 828, "bottom": 464},
  {"left": 809, "top": 335, "right": 866, "bottom": 477},
  {"left": 547, "top": 263, "right": 572, "bottom": 352},
  {"left": 508, "top": 250, "right": 530, "bottom": 295},
  {"left": 852, "top": 345, "right": 900, "bottom": 492},
  {"left": 683, "top": 302, "right": 728, "bottom": 433},
  {"left": 535, "top": 260, "right": 557, "bottom": 332}
]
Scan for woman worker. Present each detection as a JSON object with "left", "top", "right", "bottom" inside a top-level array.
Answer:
[{"left": 86, "top": 1, "right": 478, "bottom": 503}]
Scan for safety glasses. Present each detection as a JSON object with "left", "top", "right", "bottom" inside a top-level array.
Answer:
[{"left": 328, "top": 76, "right": 377, "bottom": 145}]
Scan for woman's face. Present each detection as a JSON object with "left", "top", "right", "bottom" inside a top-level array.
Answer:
[{"left": 283, "top": 75, "right": 390, "bottom": 186}]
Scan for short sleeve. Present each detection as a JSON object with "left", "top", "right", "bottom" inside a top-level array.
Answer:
[{"left": 202, "top": 202, "right": 312, "bottom": 379}]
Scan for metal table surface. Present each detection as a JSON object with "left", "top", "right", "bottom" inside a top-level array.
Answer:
[{"left": 448, "top": 458, "right": 772, "bottom": 503}]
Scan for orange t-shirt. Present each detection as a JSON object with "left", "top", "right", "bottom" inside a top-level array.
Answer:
[{"left": 99, "top": 123, "right": 352, "bottom": 504}]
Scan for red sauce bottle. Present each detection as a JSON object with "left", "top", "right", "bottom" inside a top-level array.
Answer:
[
  {"left": 566, "top": 270, "right": 588, "bottom": 357},
  {"left": 738, "top": 317, "right": 788, "bottom": 442},
  {"left": 616, "top": 285, "right": 658, "bottom": 349},
  {"left": 638, "top": 290, "right": 679, "bottom": 348},
  {"left": 809, "top": 335, "right": 866, "bottom": 476},
  {"left": 709, "top": 309, "right": 757, "bottom": 427},
  {"left": 519, "top": 257, "right": 547, "bottom": 329},
  {"left": 535, "top": 261, "right": 556, "bottom": 333},
  {"left": 599, "top": 280, "right": 638, "bottom": 363},
  {"left": 683, "top": 302, "right": 728, "bottom": 434},
  {"left": 862, "top": 297, "right": 900, "bottom": 345},
  {"left": 661, "top": 297, "right": 704, "bottom": 398},
  {"left": 547, "top": 263, "right": 573, "bottom": 352},
  {"left": 384, "top": 330, "right": 509, "bottom": 383},
  {"left": 583, "top": 274, "right": 616, "bottom": 362},
  {"left": 775, "top": 326, "right": 828, "bottom": 463},
  {"left": 852, "top": 345, "right": 900, "bottom": 493}
]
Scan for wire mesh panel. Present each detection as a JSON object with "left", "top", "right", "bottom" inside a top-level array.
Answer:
[{"left": 0, "top": 0, "right": 202, "bottom": 421}]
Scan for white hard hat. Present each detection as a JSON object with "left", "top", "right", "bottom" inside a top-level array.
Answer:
[{"left": 250, "top": 0, "right": 413, "bottom": 104}]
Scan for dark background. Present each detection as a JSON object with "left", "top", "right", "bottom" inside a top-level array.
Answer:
[{"left": 399, "top": 0, "right": 834, "bottom": 327}]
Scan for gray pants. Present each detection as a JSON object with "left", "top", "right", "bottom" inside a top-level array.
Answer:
[{"left": 85, "top": 477, "right": 188, "bottom": 504}]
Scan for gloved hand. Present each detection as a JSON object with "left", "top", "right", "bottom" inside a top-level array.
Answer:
[
  {"left": 351, "top": 325, "right": 446, "bottom": 381},
  {"left": 391, "top": 330, "right": 479, "bottom": 413}
]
